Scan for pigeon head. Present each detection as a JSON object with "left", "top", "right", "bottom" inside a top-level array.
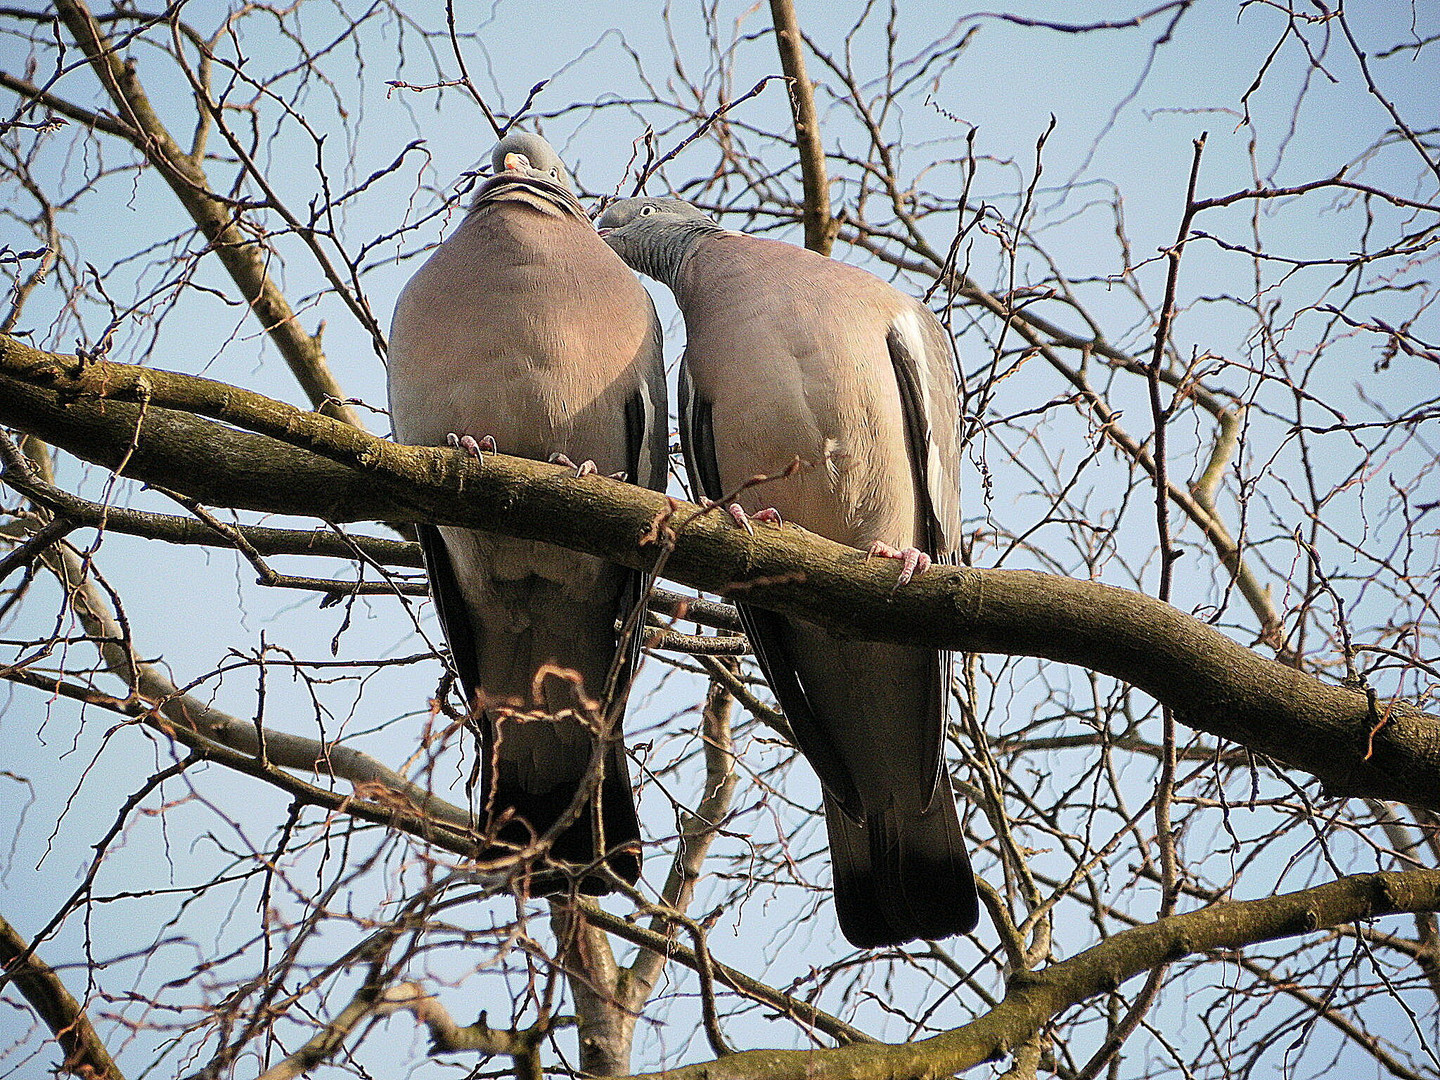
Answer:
[
  {"left": 596, "top": 197, "right": 722, "bottom": 285},
  {"left": 595, "top": 196, "right": 713, "bottom": 233},
  {"left": 490, "top": 130, "right": 572, "bottom": 191}
]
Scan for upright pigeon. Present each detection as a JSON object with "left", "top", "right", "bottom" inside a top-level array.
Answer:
[
  {"left": 598, "top": 196, "right": 977, "bottom": 945},
  {"left": 388, "top": 135, "right": 667, "bottom": 894}
]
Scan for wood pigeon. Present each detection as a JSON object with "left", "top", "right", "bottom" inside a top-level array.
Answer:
[
  {"left": 597, "top": 196, "right": 977, "bottom": 945},
  {"left": 388, "top": 134, "right": 667, "bottom": 894}
]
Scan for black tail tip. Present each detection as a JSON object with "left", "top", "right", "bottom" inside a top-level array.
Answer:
[
  {"left": 832, "top": 835, "right": 981, "bottom": 947},
  {"left": 835, "top": 881, "right": 980, "bottom": 948}
]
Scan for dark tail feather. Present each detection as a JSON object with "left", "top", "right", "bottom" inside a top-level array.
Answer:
[
  {"left": 485, "top": 737, "right": 642, "bottom": 897},
  {"left": 825, "top": 792, "right": 896, "bottom": 948},
  {"left": 824, "top": 775, "right": 979, "bottom": 947}
]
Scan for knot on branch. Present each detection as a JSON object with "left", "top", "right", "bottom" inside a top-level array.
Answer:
[{"left": 1166, "top": 933, "right": 1197, "bottom": 961}]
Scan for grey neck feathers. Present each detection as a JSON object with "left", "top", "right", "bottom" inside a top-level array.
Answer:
[
  {"left": 472, "top": 176, "right": 586, "bottom": 222},
  {"left": 623, "top": 219, "right": 724, "bottom": 287}
]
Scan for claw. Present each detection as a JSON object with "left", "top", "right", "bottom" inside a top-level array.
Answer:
[
  {"left": 702, "top": 500, "right": 783, "bottom": 536},
  {"left": 446, "top": 433, "right": 497, "bottom": 461},
  {"left": 725, "top": 503, "right": 754, "bottom": 535},
  {"left": 866, "top": 541, "right": 931, "bottom": 586},
  {"left": 549, "top": 452, "right": 598, "bottom": 477}
]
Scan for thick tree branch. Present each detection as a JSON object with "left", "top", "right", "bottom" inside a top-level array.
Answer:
[
  {"left": 3, "top": 454, "right": 745, "bottom": 635},
  {"left": 1, "top": 338, "right": 1437, "bottom": 815},
  {"left": 0, "top": 911, "right": 124, "bottom": 1080},
  {"left": 550, "top": 903, "right": 632, "bottom": 1076},
  {"left": 619, "top": 869, "right": 1440, "bottom": 1080}
]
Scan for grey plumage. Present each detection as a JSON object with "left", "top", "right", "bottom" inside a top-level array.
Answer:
[
  {"left": 599, "top": 197, "right": 977, "bottom": 946},
  {"left": 388, "top": 136, "right": 666, "bottom": 894},
  {"left": 490, "top": 129, "right": 573, "bottom": 190}
]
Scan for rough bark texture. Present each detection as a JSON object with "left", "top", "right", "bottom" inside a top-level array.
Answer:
[{"left": 2, "top": 337, "right": 1437, "bottom": 816}]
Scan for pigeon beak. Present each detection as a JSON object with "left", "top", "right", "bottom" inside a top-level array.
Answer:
[{"left": 503, "top": 152, "right": 530, "bottom": 172}]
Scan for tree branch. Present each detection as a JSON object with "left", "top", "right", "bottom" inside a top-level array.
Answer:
[
  {"left": 769, "top": 0, "right": 833, "bottom": 254},
  {"left": 572, "top": 900, "right": 873, "bottom": 1046},
  {"left": 2, "top": 337, "right": 1437, "bottom": 815},
  {"left": 0, "top": 911, "right": 124, "bottom": 1080},
  {"left": 375, "top": 982, "right": 571, "bottom": 1067},
  {"left": 47, "top": 0, "right": 364, "bottom": 426},
  {"left": 619, "top": 869, "right": 1440, "bottom": 1080}
]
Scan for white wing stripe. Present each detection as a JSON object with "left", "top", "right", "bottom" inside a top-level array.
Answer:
[
  {"left": 635, "top": 379, "right": 656, "bottom": 491},
  {"left": 892, "top": 305, "right": 961, "bottom": 554}
]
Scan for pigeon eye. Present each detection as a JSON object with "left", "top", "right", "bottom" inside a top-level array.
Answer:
[
  {"left": 549, "top": 166, "right": 560, "bottom": 178},
  {"left": 639, "top": 205, "right": 655, "bottom": 216}
]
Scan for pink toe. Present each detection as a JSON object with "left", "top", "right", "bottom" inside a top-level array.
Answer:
[
  {"left": 867, "top": 541, "right": 931, "bottom": 585},
  {"left": 447, "top": 433, "right": 487, "bottom": 460},
  {"left": 726, "top": 503, "right": 755, "bottom": 535},
  {"left": 896, "top": 549, "right": 931, "bottom": 586}
]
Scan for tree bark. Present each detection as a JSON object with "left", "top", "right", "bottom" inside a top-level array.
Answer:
[
  {"left": 2, "top": 336, "right": 1437, "bottom": 815},
  {"left": 619, "top": 870, "right": 1440, "bottom": 1080}
]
